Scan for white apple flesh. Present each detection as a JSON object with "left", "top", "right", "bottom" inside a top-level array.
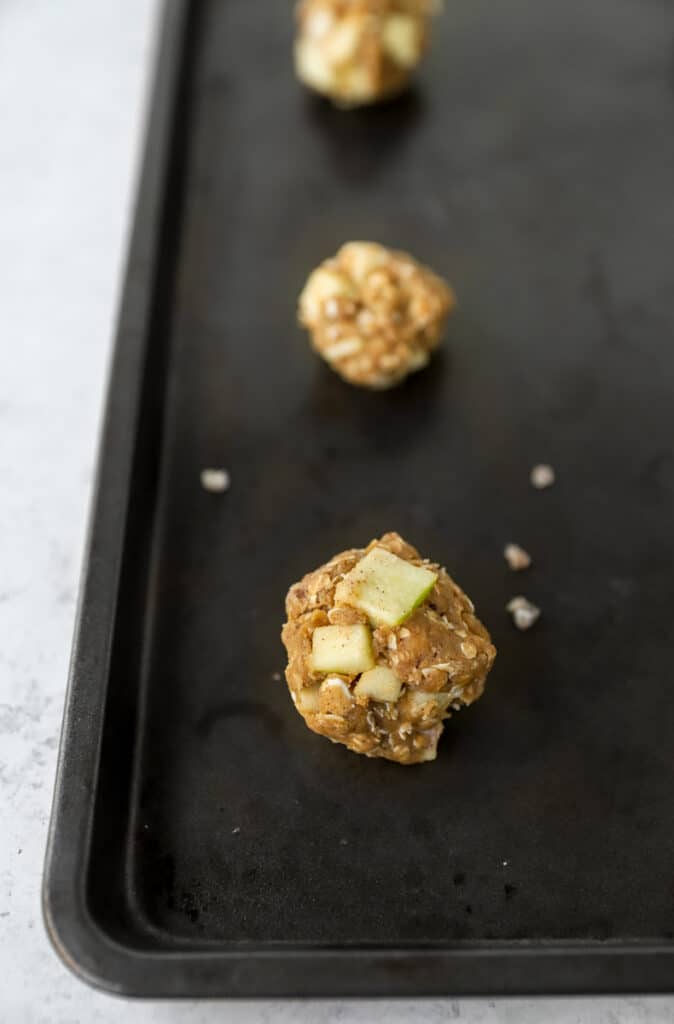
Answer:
[
  {"left": 354, "top": 666, "right": 403, "bottom": 703},
  {"left": 311, "top": 624, "right": 375, "bottom": 675}
]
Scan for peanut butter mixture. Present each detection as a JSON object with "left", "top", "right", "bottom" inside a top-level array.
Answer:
[
  {"left": 295, "top": 0, "right": 437, "bottom": 107},
  {"left": 281, "top": 532, "right": 496, "bottom": 764},
  {"left": 298, "top": 242, "right": 455, "bottom": 389}
]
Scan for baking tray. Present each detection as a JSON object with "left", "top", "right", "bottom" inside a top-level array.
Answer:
[{"left": 43, "top": 0, "right": 674, "bottom": 998}]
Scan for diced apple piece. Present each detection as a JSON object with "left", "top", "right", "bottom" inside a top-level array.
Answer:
[
  {"left": 305, "top": 6, "right": 335, "bottom": 41},
  {"left": 407, "top": 690, "right": 452, "bottom": 713},
  {"left": 339, "top": 242, "right": 389, "bottom": 284},
  {"left": 382, "top": 15, "right": 422, "bottom": 69},
  {"left": 407, "top": 348, "right": 430, "bottom": 371},
  {"left": 299, "top": 265, "right": 358, "bottom": 323},
  {"left": 354, "top": 666, "right": 403, "bottom": 703},
  {"left": 334, "top": 547, "right": 438, "bottom": 627},
  {"left": 311, "top": 624, "right": 374, "bottom": 675},
  {"left": 295, "top": 39, "right": 336, "bottom": 95},
  {"left": 297, "top": 683, "right": 322, "bottom": 713},
  {"left": 323, "top": 17, "right": 362, "bottom": 65}
]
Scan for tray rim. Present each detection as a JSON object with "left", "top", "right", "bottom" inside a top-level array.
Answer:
[{"left": 41, "top": 0, "right": 674, "bottom": 998}]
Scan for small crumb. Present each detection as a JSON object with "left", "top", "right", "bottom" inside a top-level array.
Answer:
[
  {"left": 504, "top": 543, "right": 532, "bottom": 571},
  {"left": 502, "top": 860, "right": 509, "bottom": 867},
  {"left": 507, "top": 596, "right": 541, "bottom": 631},
  {"left": 201, "top": 468, "right": 230, "bottom": 493},
  {"left": 231, "top": 826, "right": 241, "bottom": 835},
  {"left": 272, "top": 672, "right": 281, "bottom": 682},
  {"left": 339, "top": 838, "right": 349, "bottom": 846},
  {"left": 530, "top": 463, "right": 555, "bottom": 490}
]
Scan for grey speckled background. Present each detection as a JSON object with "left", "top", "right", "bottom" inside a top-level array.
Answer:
[{"left": 0, "top": 1, "right": 672, "bottom": 1021}]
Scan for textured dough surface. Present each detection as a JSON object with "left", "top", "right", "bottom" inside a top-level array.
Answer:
[
  {"left": 298, "top": 242, "right": 455, "bottom": 389},
  {"left": 281, "top": 532, "right": 496, "bottom": 764},
  {"left": 295, "top": 0, "right": 435, "bottom": 107}
]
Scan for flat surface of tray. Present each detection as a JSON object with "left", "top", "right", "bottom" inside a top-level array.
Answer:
[{"left": 44, "top": 0, "right": 674, "bottom": 997}]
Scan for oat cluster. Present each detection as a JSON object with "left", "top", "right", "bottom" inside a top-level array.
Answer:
[
  {"left": 281, "top": 532, "right": 496, "bottom": 764},
  {"left": 298, "top": 241, "right": 454, "bottom": 389},
  {"left": 295, "top": 0, "right": 436, "bottom": 107}
]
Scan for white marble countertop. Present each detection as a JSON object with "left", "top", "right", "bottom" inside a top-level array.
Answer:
[{"left": 0, "top": 1, "right": 671, "bottom": 1021}]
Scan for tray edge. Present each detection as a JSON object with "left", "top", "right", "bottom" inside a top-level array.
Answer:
[{"left": 41, "top": 0, "right": 193, "bottom": 997}]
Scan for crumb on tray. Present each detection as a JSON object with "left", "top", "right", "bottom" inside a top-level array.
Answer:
[
  {"left": 200, "top": 468, "right": 230, "bottom": 493},
  {"left": 530, "top": 464, "right": 555, "bottom": 490},
  {"left": 507, "top": 596, "right": 541, "bottom": 631},
  {"left": 503, "top": 543, "right": 532, "bottom": 571}
]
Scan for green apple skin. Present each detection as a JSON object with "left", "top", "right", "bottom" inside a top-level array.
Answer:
[{"left": 334, "top": 547, "right": 438, "bottom": 628}]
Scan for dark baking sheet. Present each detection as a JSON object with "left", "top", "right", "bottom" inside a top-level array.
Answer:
[{"left": 44, "top": 0, "right": 674, "bottom": 997}]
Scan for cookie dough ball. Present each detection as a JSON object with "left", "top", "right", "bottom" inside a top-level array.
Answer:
[
  {"left": 295, "top": 0, "right": 435, "bottom": 108},
  {"left": 298, "top": 242, "right": 455, "bottom": 389},
  {"left": 281, "top": 532, "right": 496, "bottom": 765}
]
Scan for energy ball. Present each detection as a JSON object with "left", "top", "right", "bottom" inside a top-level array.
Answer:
[
  {"left": 298, "top": 241, "right": 455, "bottom": 389},
  {"left": 295, "top": 0, "right": 437, "bottom": 108},
  {"left": 281, "top": 532, "right": 496, "bottom": 765}
]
